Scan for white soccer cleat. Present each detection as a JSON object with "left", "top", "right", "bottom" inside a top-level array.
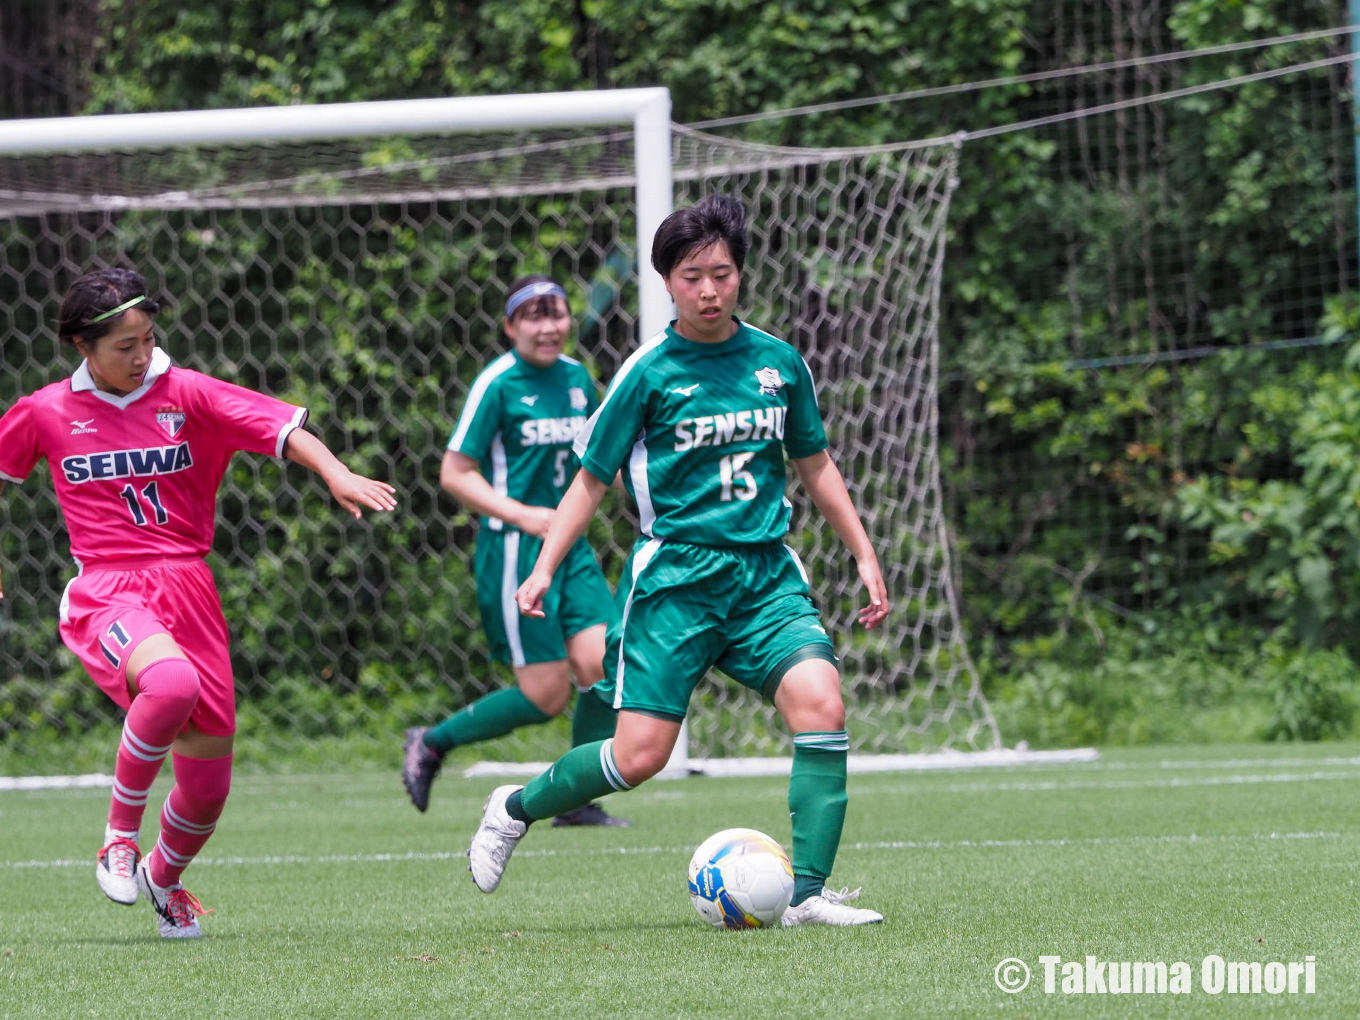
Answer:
[
  {"left": 96, "top": 827, "right": 140, "bottom": 905},
  {"left": 467, "top": 784, "right": 527, "bottom": 893},
  {"left": 135, "top": 859, "right": 211, "bottom": 938},
  {"left": 781, "top": 886, "right": 884, "bottom": 927}
]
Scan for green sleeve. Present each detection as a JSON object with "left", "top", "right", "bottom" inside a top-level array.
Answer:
[
  {"left": 447, "top": 372, "right": 503, "bottom": 461},
  {"left": 573, "top": 364, "right": 647, "bottom": 484},
  {"left": 783, "top": 353, "right": 829, "bottom": 459}
]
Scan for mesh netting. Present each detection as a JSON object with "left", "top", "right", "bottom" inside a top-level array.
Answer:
[{"left": 0, "top": 124, "right": 998, "bottom": 765}]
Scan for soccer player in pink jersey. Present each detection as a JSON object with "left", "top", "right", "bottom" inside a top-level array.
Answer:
[{"left": 0, "top": 267, "right": 397, "bottom": 938}]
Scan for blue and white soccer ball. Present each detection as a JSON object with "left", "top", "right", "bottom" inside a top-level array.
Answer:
[{"left": 687, "top": 827, "right": 795, "bottom": 929}]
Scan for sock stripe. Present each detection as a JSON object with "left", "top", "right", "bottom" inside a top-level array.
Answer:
[
  {"left": 153, "top": 837, "right": 193, "bottom": 867},
  {"left": 121, "top": 725, "right": 173, "bottom": 760},
  {"left": 162, "top": 800, "right": 219, "bottom": 835},
  {"left": 793, "top": 730, "right": 850, "bottom": 752},
  {"left": 111, "top": 778, "right": 151, "bottom": 806},
  {"left": 119, "top": 741, "right": 169, "bottom": 764},
  {"left": 599, "top": 739, "right": 632, "bottom": 792}
]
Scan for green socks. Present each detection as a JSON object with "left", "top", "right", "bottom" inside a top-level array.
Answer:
[
  {"left": 514, "top": 738, "right": 631, "bottom": 822},
  {"left": 422, "top": 687, "right": 553, "bottom": 754},
  {"left": 571, "top": 687, "right": 618, "bottom": 746},
  {"left": 788, "top": 730, "right": 849, "bottom": 905}
]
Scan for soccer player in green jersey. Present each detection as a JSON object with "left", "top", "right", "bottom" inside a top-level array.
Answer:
[
  {"left": 402, "top": 275, "right": 628, "bottom": 827},
  {"left": 467, "top": 197, "right": 891, "bottom": 925}
]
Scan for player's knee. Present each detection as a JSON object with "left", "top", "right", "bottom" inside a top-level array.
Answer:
[
  {"left": 539, "top": 685, "right": 573, "bottom": 717},
  {"left": 568, "top": 653, "right": 603, "bottom": 687},
  {"left": 818, "top": 695, "right": 846, "bottom": 732},
  {"left": 135, "top": 657, "right": 201, "bottom": 717},
  {"left": 612, "top": 743, "right": 667, "bottom": 786},
  {"left": 522, "top": 680, "right": 572, "bottom": 717},
  {"left": 797, "top": 687, "right": 844, "bottom": 731}
]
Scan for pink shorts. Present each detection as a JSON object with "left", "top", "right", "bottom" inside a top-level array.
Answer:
[{"left": 58, "top": 556, "right": 236, "bottom": 736}]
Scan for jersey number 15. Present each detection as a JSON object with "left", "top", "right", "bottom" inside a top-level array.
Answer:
[{"left": 719, "top": 453, "right": 758, "bottom": 502}]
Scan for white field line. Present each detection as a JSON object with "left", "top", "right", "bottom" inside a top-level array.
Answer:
[
  {"left": 7, "top": 764, "right": 1360, "bottom": 800},
  {"left": 1, "top": 829, "right": 1352, "bottom": 871}
]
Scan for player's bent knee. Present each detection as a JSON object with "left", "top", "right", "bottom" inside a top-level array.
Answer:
[
  {"left": 568, "top": 655, "right": 603, "bottom": 687},
  {"left": 527, "top": 683, "right": 572, "bottom": 717},
  {"left": 134, "top": 657, "right": 201, "bottom": 716},
  {"left": 814, "top": 696, "right": 846, "bottom": 732},
  {"left": 612, "top": 745, "right": 668, "bottom": 787}
]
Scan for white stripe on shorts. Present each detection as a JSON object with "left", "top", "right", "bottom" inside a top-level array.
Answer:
[
  {"left": 502, "top": 531, "right": 526, "bottom": 668},
  {"left": 612, "top": 538, "right": 664, "bottom": 711}
]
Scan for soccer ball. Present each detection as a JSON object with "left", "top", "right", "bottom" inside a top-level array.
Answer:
[{"left": 687, "top": 828, "right": 795, "bottom": 929}]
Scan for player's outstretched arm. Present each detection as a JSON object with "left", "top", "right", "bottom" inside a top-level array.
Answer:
[
  {"left": 284, "top": 429, "right": 398, "bottom": 520},
  {"left": 440, "top": 450, "right": 553, "bottom": 538},
  {"left": 515, "top": 469, "right": 608, "bottom": 618},
  {"left": 0, "top": 479, "right": 5, "bottom": 598},
  {"left": 791, "top": 450, "right": 889, "bottom": 629}
]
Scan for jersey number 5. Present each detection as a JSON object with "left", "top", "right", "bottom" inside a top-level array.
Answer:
[
  {"left": 553, "top": 449, "right": 571, "bottom": 488},
  {"left": 120, "top": 481, "right": 170, "bottom": 526},
  {"left": 719, "top": 452, "right": 758, "bottom": 502}
]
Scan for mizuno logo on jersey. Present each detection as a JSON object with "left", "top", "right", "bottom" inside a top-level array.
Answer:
[
  {"left": 61, "top": 443, "right": 193, "bottom": 484},
  {"left": 520, "top": 395, "right": 540, "bottom": 406},
  {"left": 673, "top": 407, "right": 785, "bottom": 452},
  {"left": 70, "top": 419, "right": 97, "bottom": 434},
  {"left": 672, "top": 384, "right": 701, "bottom": 397},
  {"left": 520, "top": 416, "right": 586, "bottom": 446}
]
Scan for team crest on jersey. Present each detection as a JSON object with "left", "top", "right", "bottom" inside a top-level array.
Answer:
[
  {"left": 569, "top": 387, "right": 588, "bottom": 411},
  {"left": 156, "top": 406, "right": 186, "bottom": 438},
  {"left": 754, "top": 367, "right": 784, "bottom": 396}
]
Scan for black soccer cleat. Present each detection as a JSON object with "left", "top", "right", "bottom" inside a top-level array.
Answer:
[
  {"left": 401, "top": 726, "right": 444, "bottom": 813},
  {"left": 551, "top": 802, "right": 633, "bottom": 828}
]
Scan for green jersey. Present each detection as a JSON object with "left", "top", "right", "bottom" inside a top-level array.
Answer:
[
  {"left": 573, "top": 319, "right": 827, "bottom": 546},
  {"left": 447, "top": 350, "right": 599, "bottom": 532}
]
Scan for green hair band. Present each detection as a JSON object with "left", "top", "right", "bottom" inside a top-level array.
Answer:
[{"left": 86, "top": 295, "right": 146, "bottom": 324}]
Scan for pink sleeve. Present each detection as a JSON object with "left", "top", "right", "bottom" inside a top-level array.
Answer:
[
  {"left": 0, "top": 397, "right": 42, "bottom": 483},
  {"left": 186, "top": 371, "right": 309, "bottom": 458}
]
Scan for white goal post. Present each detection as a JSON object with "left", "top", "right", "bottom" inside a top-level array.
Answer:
[{"left": 1, "top": 88, "right": 690, "bottom": 772}]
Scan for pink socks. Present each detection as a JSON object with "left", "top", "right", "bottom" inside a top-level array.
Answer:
[
  {"left": 107, "top": 658, "right": 199, "bottom": 834},
  {"left": 147, "top": 752, "right": 232, "bottom": 887}
]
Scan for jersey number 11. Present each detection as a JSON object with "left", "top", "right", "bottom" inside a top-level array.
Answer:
[{"left": 120, "top": 481, "right": 170, "bottom": 526}]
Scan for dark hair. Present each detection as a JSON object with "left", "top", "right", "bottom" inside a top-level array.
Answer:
[
  {"left": 650, "top": 194, "right": 749, "bottom": 278},
  {"left": 505, "top": 273, "right": 569, "bottom": 322},
  {"left": 57, "top": 268, "right": 160, "bottom": 347}
]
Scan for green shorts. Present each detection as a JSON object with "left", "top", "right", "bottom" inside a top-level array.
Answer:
[
  {"left": 475, "top": 532, "right": 614, "bottom": 667},
  {"left": 591, "top": 538, "right": 837, "bottom": 719}
]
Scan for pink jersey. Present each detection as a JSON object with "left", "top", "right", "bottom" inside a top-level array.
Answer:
[{"left": 0, "top": 347, "right": 307, "bottom": 567}]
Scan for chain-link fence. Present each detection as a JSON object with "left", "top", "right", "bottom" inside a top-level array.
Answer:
[{"left": 0, "top": 125, "right": 997, "bottom": 769}]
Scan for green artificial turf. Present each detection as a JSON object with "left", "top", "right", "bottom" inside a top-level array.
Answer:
[{"left": 2, "top": 743, "right": 1358, "bottom": 1018}]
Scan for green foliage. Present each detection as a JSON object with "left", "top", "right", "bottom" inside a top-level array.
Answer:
[{"left": 1263, "top": 647, "right": 1359, "bottom": 741}]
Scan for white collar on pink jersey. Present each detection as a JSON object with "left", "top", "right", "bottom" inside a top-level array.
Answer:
[{"left": 70, "top": 346, "right": 173, "bottom": 409}]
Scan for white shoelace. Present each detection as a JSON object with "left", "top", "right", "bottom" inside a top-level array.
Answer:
[{"left": 820, "top": 886, "right": 863, "bottom": 905}]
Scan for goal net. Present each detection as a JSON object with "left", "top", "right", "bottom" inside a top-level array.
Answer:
[{"left": 0, "top": 105, "right": 999, "bottom": 768}]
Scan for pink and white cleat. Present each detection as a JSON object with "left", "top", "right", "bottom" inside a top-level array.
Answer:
[
  {"left": 136, "top": 859, "right": 212, "bottom": 938},
  {"left": 96, "top": 826, "right": 140, "bottom": 905}
]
